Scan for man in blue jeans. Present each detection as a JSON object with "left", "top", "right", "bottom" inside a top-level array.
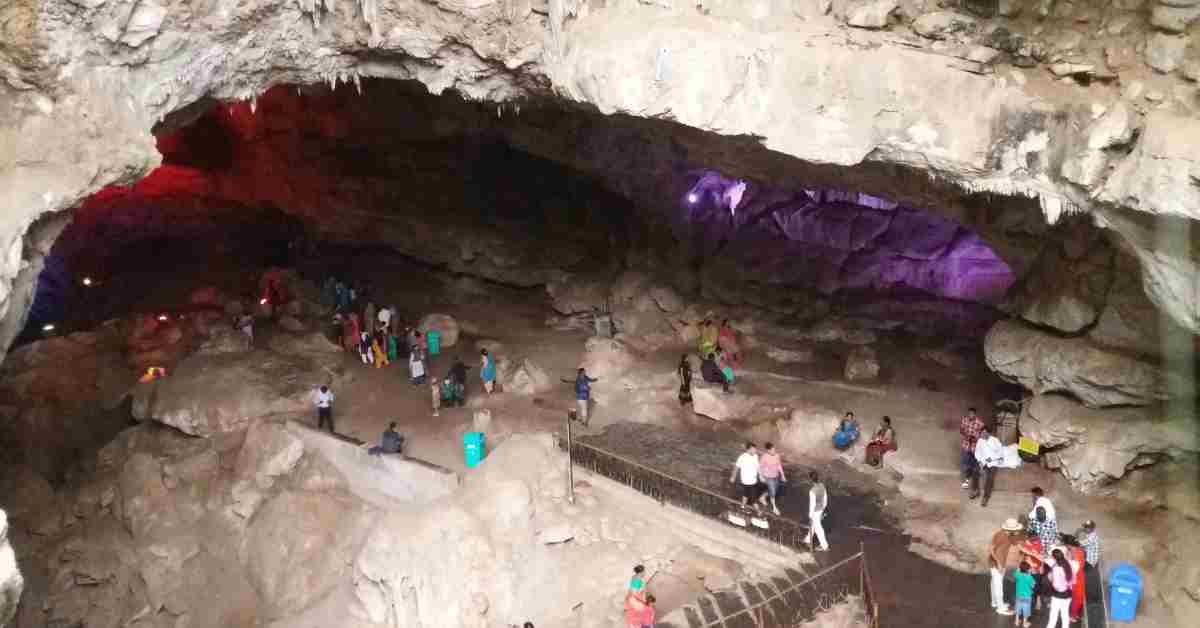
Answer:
[{"left": 959, "top": 407, "right": 985, "bottom": 489}]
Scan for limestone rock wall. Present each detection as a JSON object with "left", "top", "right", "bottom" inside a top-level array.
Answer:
[{"left": 0, "top": 509, "right": 20, "bottom": 628}]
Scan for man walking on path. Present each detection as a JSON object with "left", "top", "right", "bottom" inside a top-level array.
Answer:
[
  {"left": 313, "top": 385, "right": 335, "bottom": 433},
  {"left": 806, "top": 471, "right": 829, "bottom": 552},
  {"left": 729, "top": 442, "right": 760, "bottom": 510},
  {"left": 960, "top": 407, "right": 985, "bottom": 489},
  {"left": 987, "top": 518, "right": 1024, "bottom": 616},
  {"left": 973, "top": 425, "right": 1004, "bottom": 506}
]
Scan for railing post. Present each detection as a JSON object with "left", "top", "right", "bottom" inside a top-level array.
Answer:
[{"left": 566, "top": 410, "right": 575, "bottom": 504}]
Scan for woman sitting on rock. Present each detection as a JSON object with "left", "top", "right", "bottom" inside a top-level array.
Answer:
[
  {"left": 864, "top": 416, "right": 897, "bottom": 467},
  {"left": 832, "top": 412, "right": 860, "bottom": 451}
]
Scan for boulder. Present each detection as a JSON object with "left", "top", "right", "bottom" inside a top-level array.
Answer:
[
  {"left": 1146, "top": 33, "right": 1188, "bottom": 73},
  {"left": 267, "top": 330, "right": 343, "bottom": 355},
  {"left": 1061, "top": 102, "right": 1139, "bottom": 188},
  {"left": 234, "top": 422, "right": 305, "bottom": 491},
  {"left": 912, "top": 11, "right": 977, "bottom": 40},
  {"left": 843, "top": 346, "right": 880, "bottom": 382},
  {"left": 131, "top": 351, "right": 335, "bottom": 436},
  {"left": 546, "top": 277, "right": 609, "bottom": 315},
  {"left": 984, "top": 320, "right": 1187, "bottom": 407},
  {"left": 419, "top": 313, "right": 460, "bottom": 348},
  {"left": 242, "top": 491, "right": 370, "bottom": 616},
  {"left": 196, "top": 325, "right": 250, "bottom": 355},
  {"left": 1088, "top": 252, "right": 1195, "bottom": 359},
  {"left": 1150, "top": 4, "right": 1200, "bottom": 33},
  {"left": 841, "top": 0, "right": 900, "bottom": 29},
  {"left": 1021, "top": 394, "right": 1199, "bottom": 492},
  {"left": 499, "top": 357, "right": 552, "bottom": 395},
  {"left": 1006, "top": 223, "right": 1113, "bottom": 332},
  {"left": 766, "top": 346, "right": 815, "bottom": 364},
  {"left": 278, "top": 315, "right": 306, "bottom": 332},
  {"left": 579, "top": 336, "right": 638, "bottom": 384},
  {"left": 691, "top": 387, "right": 765, "bottom": 422},
  {"left": 774, "top": 405, "right": 843, "bottom": 454}
]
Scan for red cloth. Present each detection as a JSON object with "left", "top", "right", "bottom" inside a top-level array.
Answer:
[
  {"left": 960, "top": 414, "right": 984, "bottom": 451},
  {"left": 624, "top": 592, "right": 646, "bottom": 627},
  {"left": 343, "top": 314, "right": 361, "bottom": 351},
  {"left": 1070, "top": 546, "right": 1086, "bottom": 619}
]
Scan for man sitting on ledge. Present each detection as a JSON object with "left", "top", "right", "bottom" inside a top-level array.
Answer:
[{"left": 368, "top": 422, "right": 404, "bottom": 456}]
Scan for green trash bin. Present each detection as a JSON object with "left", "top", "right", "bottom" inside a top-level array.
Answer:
[
  {"left": 426, "top": 329, "right": 442, "bottom": 356},
  {"left": 463, "top": 431, "right": 486, "bottom": 468}
]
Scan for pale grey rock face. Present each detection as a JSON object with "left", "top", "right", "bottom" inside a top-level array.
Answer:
[
  {"left": 912, "top": 11, "right": 978, "bottom": 40},
  {"left": 984, "top": 319, "right": 1191, "bottom": 407},
  {"left": 839, "top": 0, "right": 900, "bottom": 29},
  {"left": 1146, "top": 33, "right": 1189, "bottom": 73},
  {"left": 131, "top": 350, "right": 338, "bottom": 436},
  {"left": 1149, "top": 4, "right": 1200, "bottom": 33},
  {"left": 691, "top": 387, "right": 765, "bottom": 421},
  {"left": 1, "top": 510, "right": 21, "bottom": 628},
  {"left": 1021, "top": 394, "right": 1199, "bottom": 492}
]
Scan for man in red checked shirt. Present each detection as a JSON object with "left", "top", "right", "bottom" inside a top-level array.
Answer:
[{"left": 960, "top": 407, "right": 985, "bottom": 490}]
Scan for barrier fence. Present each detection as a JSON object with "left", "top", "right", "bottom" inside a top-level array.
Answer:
[
  {"left": 566, "top": 438, "right": 881, "bottom": 627},
  {"left": 568, "top": 439, "right": 811, "bottom": 549}
]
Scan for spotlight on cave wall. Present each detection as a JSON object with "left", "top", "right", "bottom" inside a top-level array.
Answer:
[{"left": 677, "top": 169, "right": 1016, "bottom": 307}]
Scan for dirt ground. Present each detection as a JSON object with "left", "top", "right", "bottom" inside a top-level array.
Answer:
[
  {"left": 296, "top": 250, "right": 1192, "bottom": 628},
  {"left": 39, "top": 246, "right": 1188, "bottom": 627}
]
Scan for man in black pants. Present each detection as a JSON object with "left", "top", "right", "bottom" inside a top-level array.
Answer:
[{"left": 313, "top": 385, "right": 335, "bottom": 433}]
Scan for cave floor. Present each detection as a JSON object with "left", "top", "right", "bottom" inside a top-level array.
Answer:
[{"left": 298, "top": 251, "right": 1181, "bottom": 628}]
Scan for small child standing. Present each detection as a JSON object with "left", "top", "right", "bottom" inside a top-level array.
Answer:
[
  {"left": 1014, "top": 561, "right": 1036, "bottom": 628},
  {"left": 641, "top": 594, "right": 656, "bottom": 628},
  {"left": 430, "top": 378, "right": 441, "bottom": 417}
]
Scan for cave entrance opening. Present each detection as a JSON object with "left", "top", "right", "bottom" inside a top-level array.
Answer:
[{"left": 30, "top": 78, "right": 1044, "bottom": 352}]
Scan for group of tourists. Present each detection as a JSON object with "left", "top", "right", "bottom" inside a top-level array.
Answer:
[
  {"left": 986, "top": 488, "right": 1102, "bottom": 628},
  {"left": 624, "top": 565, "right": 658, "bottom": 628},
  {"left": 679, "top": 319, "right": 741, "bottom": 398},
  {"left": 729, "top": 442, "right": 830, "bottom": 551}
]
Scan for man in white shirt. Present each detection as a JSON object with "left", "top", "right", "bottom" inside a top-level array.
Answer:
[
  {"left": 806, "top": 471, "right": 830, "bottom": 552},
  {"left": 313, "top": 385, "right": 335, "bottom": 433},
  {"left": 1029, "top": 486, "right": 1056, "bottom": 523},
  {"left": 729, "top": 442, "right": 760, "bottom": 509},
  {"left": 972, "top": 425, "right": 1004, "bottom": 507}
]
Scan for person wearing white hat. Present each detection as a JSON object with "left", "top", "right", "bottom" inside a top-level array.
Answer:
[{"left": 988, "top": 517, "right": 1026, "bottom": 615}]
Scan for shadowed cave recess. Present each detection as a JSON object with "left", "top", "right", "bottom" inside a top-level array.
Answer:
[{"left": 29, "top": 80, "right": 1021, "bottom": 342}]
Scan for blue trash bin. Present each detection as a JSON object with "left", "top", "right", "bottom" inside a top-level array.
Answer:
[
  {"left": 426, "top": 329, "right": 441, "bottom": 356},
  {"left": 463, "top": 431, "right": 486, "bottom": 469},
  {"left": 1109, "top": 562, "right": 1142, "bottom": 622}
]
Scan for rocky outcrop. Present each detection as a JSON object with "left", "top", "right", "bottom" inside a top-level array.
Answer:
[
  {"left": 1, "top": 510, "right": 20, "bottom": 628},
  {"left": 844, "top": 346, "right": 880, "bottom": 382},
  {"left": 419, "top": 313, "right": 461, "bottom": 349},
  {"left": 1021, "top": 394, "right": 1199, "bottom": 492},
  {"left": 131, "top": 350, "right": 342, "bottom": 436},
  {"left": 1005, "top": 218, "right": 1114, "bottom": 333},
  {"left": 984, "top": 319, "right": 1190, "bottom": 407}
]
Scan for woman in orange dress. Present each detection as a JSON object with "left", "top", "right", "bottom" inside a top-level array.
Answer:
[{"left": 1069, "top": 544, "right": 1087, "bottom": 622}]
